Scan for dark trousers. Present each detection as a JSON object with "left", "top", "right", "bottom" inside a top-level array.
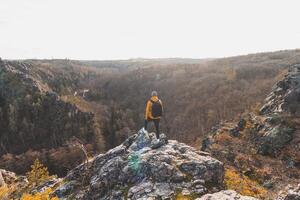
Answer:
[{"left": 144, "top": 119, "right": 160, "bottom": 139}]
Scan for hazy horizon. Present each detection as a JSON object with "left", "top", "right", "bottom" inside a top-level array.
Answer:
[
  {"left": 1, "top": 0, "right": 300, "bottom": 60},
  {"left": 3, "top": 49, "right": 300, "bottom": 62}
]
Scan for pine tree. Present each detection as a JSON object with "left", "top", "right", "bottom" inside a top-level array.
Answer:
[{"left": 26, "top": 159, "right": 51, "bottom": 187}]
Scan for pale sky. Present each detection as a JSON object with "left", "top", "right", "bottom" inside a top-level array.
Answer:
[{"left": 1, "top": 0, "right": 300, "bottom": 60}]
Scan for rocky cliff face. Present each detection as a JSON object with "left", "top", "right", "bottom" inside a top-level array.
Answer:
[
  {"left": 260, "top": 64, "right": 300, "bottom": 116},
  {"left": 201, "top": 64, "right": 300, "bottom": 198}
]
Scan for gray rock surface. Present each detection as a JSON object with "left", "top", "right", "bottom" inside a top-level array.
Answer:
[
  {"left": 31, "top": 178, "right": 61, "bottom": 194},
  {"left": 0, "top": 169, "right": 18, "bottom": 186},
  {"left": 54, "top": 129, "right": 225, "bottom": 199},
  {"left": 260, "top": 64, "right": 300, "bottom": 116},
  {"left": 257, "top": 124, "right": 294, "bottom": 156},
  {"left": 277, "top": 184, "right": 300, "bottom": 200},
  {"left": 196, "top": 190, "right": 258, "bottom": 200}
]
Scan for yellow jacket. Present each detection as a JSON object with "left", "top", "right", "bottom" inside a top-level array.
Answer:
[{"left": 145, "top": 96, "right": 163, "bottom": 120}]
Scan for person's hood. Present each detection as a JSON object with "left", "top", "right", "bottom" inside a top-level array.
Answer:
[{"left": 151, "top": 96, "right": 159, "bottom": 102}]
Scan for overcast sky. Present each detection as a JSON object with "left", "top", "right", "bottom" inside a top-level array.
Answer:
[{"left": 1, "top": 0, "right": 300, "bottom": 60}]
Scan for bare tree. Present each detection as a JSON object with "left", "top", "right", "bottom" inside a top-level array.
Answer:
[{"left": 66, "top": 137, "right": 89, "bottom": 167}]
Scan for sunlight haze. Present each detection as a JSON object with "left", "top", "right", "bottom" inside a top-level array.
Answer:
[{"left": 1, "top": 0, "right": 300, "bottom": 60}]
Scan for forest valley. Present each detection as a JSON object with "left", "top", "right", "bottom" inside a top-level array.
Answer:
[{"left": 1, "top": 49, "right": 300, "bottom": 199}]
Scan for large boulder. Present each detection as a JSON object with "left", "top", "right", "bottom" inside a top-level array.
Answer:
[{"left": 54, "top": 129, "right": 225, "bottom": 199}]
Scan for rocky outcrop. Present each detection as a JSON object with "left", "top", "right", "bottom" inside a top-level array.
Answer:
[
  {"left": 256, "top": 65, "right": 300, "bottom": 156},
  {"left": 200, "top": 64, "right": 300, "bottom": 199},
  {"left": 277, "top": 184, "right": 300, "bottom": 200},
  {"left": 283, "top": 186, "right": 300, "bottom": 200},
  {"left": 205, "top": 64, "right": 300, "bottom": 157},
  {"left": 260, "top": 64, "right": 300, "bottom": 116},
  {"left": 53, "top": 129, "right": 226, "bottom": 199},
  {"left": 0, "top": 169, "right": 22, "bottom": 186},
  {"left": 256, "top": 119, "right": 295, "bottom": 156},
  {"left": 196, "top": 190, "right": 258, "bottom": 200},
  {"left": 0, "top": 168, "right": 28, "bottom": 192}
]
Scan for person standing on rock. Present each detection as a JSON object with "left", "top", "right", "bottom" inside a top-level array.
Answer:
[{"left": 144, "top": 91, "right": 163, "bottom": 139}]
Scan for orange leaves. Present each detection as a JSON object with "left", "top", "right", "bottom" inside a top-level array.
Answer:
[
  {"left": 224, "top": 167, "right": 267, "bottom": 199},
  {"left": 0, "top": 186, "right": 10, "bottom": 200}
]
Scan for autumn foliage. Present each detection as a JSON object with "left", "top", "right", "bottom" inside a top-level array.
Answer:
[
  {"left": 26, "top": 159, "right": 53, "bottom": 187},
  {"left": 0, "top": 186, "right": 10, "bottom": 200},
  {"left": 224, "top": 167, "right": 267, "bottom": 199}
]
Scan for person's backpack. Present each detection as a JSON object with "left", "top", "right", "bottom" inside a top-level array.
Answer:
[{"left": 151, "top": 100, "right": 162, "bottom": 117}]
